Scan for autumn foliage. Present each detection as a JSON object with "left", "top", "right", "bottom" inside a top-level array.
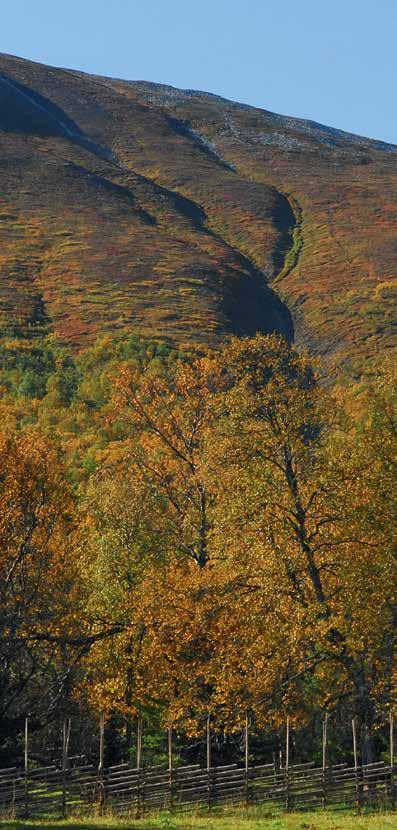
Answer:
[
  {"left": 0, "top": 334, "right": 395, "bottom": 763},
  {"left": 0, "top": 430, "right": 84, "bottom": 743}
]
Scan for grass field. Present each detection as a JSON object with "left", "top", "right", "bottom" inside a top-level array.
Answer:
[{"left": 1, "top": 808, "right": 395, "bottom": 830}]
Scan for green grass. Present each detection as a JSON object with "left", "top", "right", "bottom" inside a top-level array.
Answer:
[{"left": 1, "top": 808, "right": 396, "bottom": 830}]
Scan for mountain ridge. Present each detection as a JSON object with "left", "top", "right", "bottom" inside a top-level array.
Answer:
[
  {"left": 15, "top": 54, "right": 397, "bottom": 152},
  {"left": 0, "top": 53, "right": 396, "bottom": 378}
]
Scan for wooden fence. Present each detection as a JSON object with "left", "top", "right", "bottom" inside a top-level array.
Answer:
[{"left": 0, "top": 758, "right": 394, "bottom": 817}]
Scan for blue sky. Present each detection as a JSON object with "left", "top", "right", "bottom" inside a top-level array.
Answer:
[{"left": 3, "top": 0, "right": 396, "bottom": 144}]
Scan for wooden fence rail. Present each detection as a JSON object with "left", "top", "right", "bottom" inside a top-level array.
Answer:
[{"left": 0, "top": 759, "right": 394, "bottom": 817}]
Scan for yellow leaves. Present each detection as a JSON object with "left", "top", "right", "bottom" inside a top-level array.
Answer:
[{"left": 43, "top": 334, "right": 396, "bottom": 735}]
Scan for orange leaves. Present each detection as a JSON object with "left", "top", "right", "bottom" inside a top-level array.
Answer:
[
  {"left": 0, "top": 426, "right": 88, "bottom": 728},
  {"left": 62, "top": 335, "right": 396, "bottom": 735},
  {"left": 0, "top": 429, "right": 74, "bottom": 591}
]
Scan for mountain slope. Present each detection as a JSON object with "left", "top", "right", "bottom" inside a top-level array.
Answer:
[{"left": 1, "top": 53, "right": 396, "bottom": 376}]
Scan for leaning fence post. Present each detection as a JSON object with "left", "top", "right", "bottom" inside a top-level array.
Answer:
[
  {"left": 66, "top": 717, "right": 72, "bottom": 758},
  {"left": 352, "top": 717, "right": 361, "bottom": 810},
  {"left": 285, "top": 716, "right": 290, "bottom": 810},
  {"left": 322, "top": 713, "right": 328, "bottom": 808},
  {"left": 390, "top": 712, "right": 395, "bottom": 809}
]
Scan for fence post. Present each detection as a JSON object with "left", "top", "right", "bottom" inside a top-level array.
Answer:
[
  {"left": 98, "top": 712, "right": 105, "bottom": 812},
  {"left": 136, "top": 717, "right": 143, "bottom": 818},
  {"left": 207, "top": 715, "right": 212, "bottom": 809},
  {"left": 66, "top": 717, "right": 72, "bottom": 758},
  {"left": 98, "top": 711, "right": 105, "bottom": 771},
  {"left": 285, "top": 716, "right": 290, "bottom": 810},
  {"left": 61, "top": 718, "right": 69, "bottom": 818},
  {"left": 390, "top": 713, "right": 395, "bottom": 809},
  {"left": 352, "top": 717, "right": 361, "bottom": 810},
  {"left": 137, "top": 716, "right": 143, "bottom": 770},
  {"left": 322, "top": 713, "right": 328, "bottom": 809},
  {"left": 168, "top": 726, "right": 174, "bottom": 810},
  {"left": 245, "top": 711, "right": 250, "bottom": 805},
  {"left": 24, "top": 717, "right": 29, "bottom": 818}
]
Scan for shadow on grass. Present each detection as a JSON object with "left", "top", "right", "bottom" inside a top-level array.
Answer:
[
  {"left": 0, "top": 823, "right": 176, "bottom": 830},
  {"left": 1, "top": 825, "right": 156, "bottom": 830}
]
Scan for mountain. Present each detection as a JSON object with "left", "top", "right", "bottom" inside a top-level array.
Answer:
[{"left": 1, "top": 52, "right": 396, "bottom": 377}]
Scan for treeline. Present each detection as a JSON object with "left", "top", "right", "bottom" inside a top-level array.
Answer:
[{"left": 0, "top": 333, "right": 395, "bottom": 766}]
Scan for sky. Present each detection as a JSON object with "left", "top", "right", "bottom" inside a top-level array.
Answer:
[{"left": 2, "top": 0, "right": 397, "bottom": 144}]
